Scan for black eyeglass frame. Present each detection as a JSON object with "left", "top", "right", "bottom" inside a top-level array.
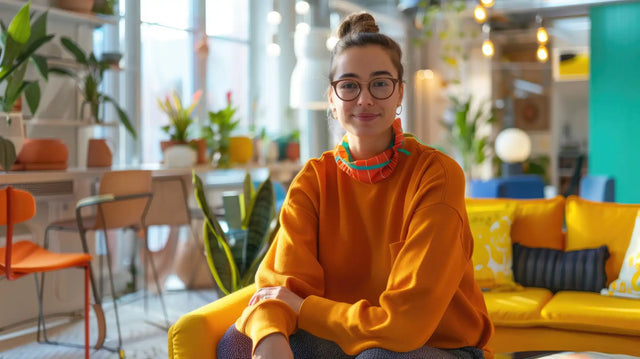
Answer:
[{"left": 330, "top": 77, "right": 401, "bottom": 101}]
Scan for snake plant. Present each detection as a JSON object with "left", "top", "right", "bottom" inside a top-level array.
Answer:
[{"left": 193, "top": 171, "right": 280, "bottom": 295}]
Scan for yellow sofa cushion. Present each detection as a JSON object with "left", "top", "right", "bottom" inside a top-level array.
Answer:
[
  {"left": 466, "top": 196, "right": 565, "bottom": 250},
  {"left": 565, "top": 196, "right": 640, "bottom": 284},
  {"left": 468, "top": 205, "right": 517, "bottom": 290},
  {"left": 483, "top": 287, "right": 553, "bottom": 325},
  {"left": 541, "top": 291, "right": 640, "bottom": 336}
]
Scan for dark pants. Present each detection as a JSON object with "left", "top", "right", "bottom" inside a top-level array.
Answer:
[{"left": 217, "top": 325, "right": 484, "bottom": 359}]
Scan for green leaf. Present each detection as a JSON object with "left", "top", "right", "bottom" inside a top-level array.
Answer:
[
  {"left": 0, "top": 136, "right": 17, "bottom": 172},
  {"left": 243, "top": 172, "right": 255, "bottom": 218},
  {"left": 0, "top": 34, "right": 22, "bottom": 71},
  {"left": 30, "top": 54, "right": 48, "bottom": 80},
  {"left": 28, "top": 11, "right": 48, "bottom": 46},
  {"left": 243, "top": 177, "right": 275, "bottom": 276},
  {"left": 23, "top": 81, "right": 40, "bottom": 115},
  {"left": 193, "top": 171, "right": 226, "bottom": 239},
  {"left": 102, "top": 94, "right": 136, "bottom": 139},
  {"left": 8, "top": 2, "right": 31, "bottom": 44},
  {"left": 0, "top": 34, "right": 54, "bottom": 83},
  {"left": 241, "top": 218, "right": 280, "bottom": 287},
  {"left": 203, "top": 220, "right": 238, "bottom": 295},
  {"left": 48, "top": 67, "right": 77, "bottom": 78},
  {"left": 60, "top": 37, "right": 88, "bottom": 64}
]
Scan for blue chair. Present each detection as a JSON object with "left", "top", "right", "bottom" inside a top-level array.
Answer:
[
  {"left": 579, "top": 175, "right": 615, "bottom": 202},
  {"left": 470, "top": 175, "right": 546, "bottom": 199}
]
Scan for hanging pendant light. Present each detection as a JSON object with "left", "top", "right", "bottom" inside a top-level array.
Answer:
[
  {"left": 474, "top": 4, "right": 487, "bottom": 23},
  {"left": 537, "top": 44, "right": 548, "bottom": 62},
  {"left": 480, "top": 0, "right": 495, "bottom": 8}
]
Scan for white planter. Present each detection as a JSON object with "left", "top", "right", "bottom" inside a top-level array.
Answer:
[
  {"left": 0, "top": 112, "right": 25, "bottom": 155},
  {"left": 163, "top": 144, "right": 197, "bottom": 168}
]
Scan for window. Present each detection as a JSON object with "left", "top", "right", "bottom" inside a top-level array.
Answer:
[
  {"left": 138, "top": 0, "right": 195, "bottom": 164},
  {"left": 206, "top": 0, "right": 250, "bottom": 132}
]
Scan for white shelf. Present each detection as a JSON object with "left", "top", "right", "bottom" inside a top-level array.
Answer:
[
  {"left": 0, "top": 0, "right": 117, "bottom": 27},
  {"left": 23, "top": 119, "right": 119, "bottom": 127}
]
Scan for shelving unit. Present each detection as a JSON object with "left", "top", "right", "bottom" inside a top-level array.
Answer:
[{"left": 0, "top": 1, "right": 123, "bottom": 167}]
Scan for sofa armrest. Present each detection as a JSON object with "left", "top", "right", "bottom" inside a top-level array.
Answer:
[{"left": 168, "top": 285, "right": 256, "bottom": 359}]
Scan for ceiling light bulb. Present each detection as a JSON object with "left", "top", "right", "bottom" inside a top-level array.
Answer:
[
  {"left": 267, "top": 11, "right": 282, "bottom": 25},
  {"left": 295, "top": 1, "right": 310, "bottom": 15},
  {"left": 537, "top": 45, "right": 548, "bottom": 62},
  {"left": 267, "top": 42, "right": 281, "bottom": 57},
  {"left": 482, "top": 39, "right": 494, "bottom": 57},
  {"left": 537, "top": 26, "right": 548, "bottom": 44},
  {"left": 474, "top": 5, "right": 487, "bottom": 23},
  {"left": 480, "top": 0, "right": 495, "bottom": 8}
]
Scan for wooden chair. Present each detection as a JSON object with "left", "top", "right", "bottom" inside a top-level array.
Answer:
[
  {"left": 0, "top": 186, "right": 92, "bottom": 359},
  {"left": 146, "top": 175, "right": 209, "bottom": 290},
  {"left": 41, "top": 170, "right": 168, "bottom": 355}
]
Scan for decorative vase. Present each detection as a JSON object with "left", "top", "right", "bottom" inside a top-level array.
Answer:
[
  {"left": 55, "top": 0, "right": 95, "bottom": 13},
  {"left": 286, "top": 142, "right": 300, "bottom": 162},
  {"left": 87, "top": 138, "right": 112, "bottom": 167},
  {"left": 229, "top": 136, "right": 253, "bottom": 165},
  {"left": 16, "top": 138, "right": 69, "bottom": 170},
  {"left": 164, "top": 144, "right": 197, "bottom": 168}
]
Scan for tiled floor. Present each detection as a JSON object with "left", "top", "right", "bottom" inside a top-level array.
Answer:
[{"left": 0, "top": 288, "right": 219, "bottom": 359}]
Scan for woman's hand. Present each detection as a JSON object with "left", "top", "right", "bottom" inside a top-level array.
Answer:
[
  {"left": 253, "top": 333, "right": 293, "bottom": 359},
  {"left": 249, "top": 286, "right": 304, "bottom": 314}
]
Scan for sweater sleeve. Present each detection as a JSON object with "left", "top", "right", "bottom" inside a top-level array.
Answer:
[
  {"left": 298, "top": 202, "right": 472, "bottom": 355},
  {"left": 235, "top": 166, "right": 325, "bottom": 351}
]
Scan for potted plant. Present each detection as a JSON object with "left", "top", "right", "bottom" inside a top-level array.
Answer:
[
  {"left": 0, "top": 1, "right": 55, "bottom": 170},
  {"left": 157, "top": 89, "right": 207, "bottom": 165},
  {"left": 49, "top": 37, "right": 136, "bottom": 139},
  {"left": 203, "top": 91, "right": 240, "bottom": 168},
  {"left": 192, "top": 171, "right": 279, "bottom": 295},
  {"left": 441, "top": 96, "right": 495, "bottom": 179}
]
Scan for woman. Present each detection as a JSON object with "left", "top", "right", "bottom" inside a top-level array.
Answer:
[{"left": 218, "top": 12, "right": 493, "bottom": 359}]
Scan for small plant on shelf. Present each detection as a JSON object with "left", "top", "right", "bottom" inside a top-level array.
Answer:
[
  {"left": 50, "top": 37, "right": 136, "bottom": 139},
  {"left": 157, "top": 89, "right": 202, "bottom": 143},
  {"left": 193, "top": 171, "right": 279, "bottom": 295},
  {"left": 203, "top": 91, "right": 240, "bottom": 168}
]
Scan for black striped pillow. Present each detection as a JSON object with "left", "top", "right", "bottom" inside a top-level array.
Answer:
[{"left": 512, "top": 243, "right": 609, "bottom": 293}]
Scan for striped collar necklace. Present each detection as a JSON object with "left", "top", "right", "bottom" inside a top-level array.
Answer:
[{"left": 334, "top": 118, "right": 405, "bottom": 184}]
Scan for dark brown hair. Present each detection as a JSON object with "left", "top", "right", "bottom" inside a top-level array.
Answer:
[{"left": 329, "top": 12, "right": 404, "bottom": 82}]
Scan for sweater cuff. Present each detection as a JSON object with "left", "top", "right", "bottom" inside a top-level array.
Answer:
[{"left": 235, "top": 299, "right": 298, "bottom": 353}]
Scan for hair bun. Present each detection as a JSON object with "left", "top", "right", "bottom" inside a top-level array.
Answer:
[{"left": 337, "top": 12, "right": 379, "bottom": 39}]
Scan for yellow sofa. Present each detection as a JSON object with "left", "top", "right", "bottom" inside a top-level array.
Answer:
[
  {"left": 470, "top": 195, "right": 640, "bottom": 356},
  {"left": 168, "top": 196, "right": 640, "bottom": 358}
]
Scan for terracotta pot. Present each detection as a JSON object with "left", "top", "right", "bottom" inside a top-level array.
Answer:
[
  {"left": 286, "top": 142, "right": 300, "bottom": 162},
  {"left": 87, "top": 138, "right": 112, "bottom": 167},
  {"left": 189, "top": 138, "right": 208, "bottom": 164},
  {"left": 229, "top": 136, "right": 253, "bottom": 165},
  {"left": 55, "top": 0, "right": 95, "bottom": 13},
  {"left": 17, "top": 138, "right": 69, "bottom": 164},
  {"left": 160, "top": 140, "right": 185, "bottom": 153}
]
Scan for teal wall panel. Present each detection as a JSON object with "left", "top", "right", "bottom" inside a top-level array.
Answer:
[{"left": 590, "top": 1, "right": 640, "bottom": 203}]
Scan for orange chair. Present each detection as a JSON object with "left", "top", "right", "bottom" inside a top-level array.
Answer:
[{"left": 0, "top": 186, "right": 92, "bottom": 359}]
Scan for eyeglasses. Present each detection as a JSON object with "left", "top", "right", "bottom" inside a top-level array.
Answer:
[{"left": 330, "top": 77, "right": 400, "bottom": 101}]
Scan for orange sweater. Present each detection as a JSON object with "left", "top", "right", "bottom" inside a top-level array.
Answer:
[{"left": 236, "top": 137, "right": 493, "bottom": 356}]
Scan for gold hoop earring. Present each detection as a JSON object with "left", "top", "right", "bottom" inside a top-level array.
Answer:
[{"left": 396, "top": 105, "right": 403, "bottom": 116}]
